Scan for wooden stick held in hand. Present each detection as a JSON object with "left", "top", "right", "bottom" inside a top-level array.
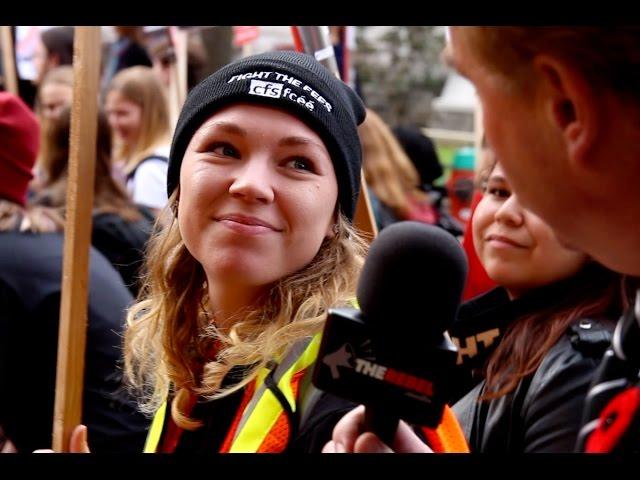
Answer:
[{"left": 52, "top": 26, "right": 101, "bottom": 453}]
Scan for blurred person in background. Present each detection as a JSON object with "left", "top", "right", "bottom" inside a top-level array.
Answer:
[
  {"left": 101, "top": 26, "right": 152, "bottom": 94},
  {"left": 359, "top": 109, "right": 441, "bottom": 232},
  {"left": 105, "top": 66, "right": 171, "bottom": 214},
  {"left": 0, "top": 92, "right": 149, "bottom": 453},
  {"left": 31, "top": 107, "right": 153, "bottom": 296},
  {"left": 32, "top": 27, "right": 74, "bottom": 87}
]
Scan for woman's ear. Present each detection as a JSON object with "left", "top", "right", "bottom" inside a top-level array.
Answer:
[
  {"left": 325, "top": 209, "right": 340, "bottom": 239},
  {"left": 169, "top": 187, "right": 181, "bottom": 218}
]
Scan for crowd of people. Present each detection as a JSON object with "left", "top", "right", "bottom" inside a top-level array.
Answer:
[{"left": 0, "top": 26, "right": 637, "bottom": 454}]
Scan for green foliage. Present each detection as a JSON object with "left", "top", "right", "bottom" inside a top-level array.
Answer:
[{"left": 355, "top": 26, "right": 447, "bottom": 127}]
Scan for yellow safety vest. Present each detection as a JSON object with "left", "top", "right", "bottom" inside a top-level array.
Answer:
[
  {"left": 143, "top": 333, "right": 322, "bottom": 453},
  {"left": 143, "top": 308, "right": 469, "bottom": 453}
]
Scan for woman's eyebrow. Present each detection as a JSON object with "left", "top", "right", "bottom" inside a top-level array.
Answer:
[
  {"left": 278, "top": 136, "right": 326, "bottom": 152},
  {"left": 196, "top": 121, "right": 248, "bottom": 139}
]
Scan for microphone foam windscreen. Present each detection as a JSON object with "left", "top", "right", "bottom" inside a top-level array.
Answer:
[{"left": 356, "top": 222, "right": 468, "bottom": 341}]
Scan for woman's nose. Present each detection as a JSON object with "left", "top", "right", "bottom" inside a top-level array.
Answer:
[
  {"left": 494, "top": 194, "right": 524, "bottom": 227},
  {"left": 228, "top": 160, "right": 275, "bottom": 204}
]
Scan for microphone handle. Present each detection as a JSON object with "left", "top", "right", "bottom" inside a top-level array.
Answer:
[{"left": 364, "top": 406, "right": 399, "bottom": 448}]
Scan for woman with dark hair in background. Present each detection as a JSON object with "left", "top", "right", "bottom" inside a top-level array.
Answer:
[
  {"left": 393, "top": 125, "right": 464, "bottom": 237},
  {"left": 325, "top": 157, "right": 630, "bottom": 453},
  {"left": 35, "top": 66, "right": 73, "bottom": 122},
  {"left": 29, "top": 66, "right": 74, "bottom": 196},
  {"left": 33, "top": 27, "right": 75, "bottom": 87},
  {"left": 448, "top": 159, "right": 630, "bottom": 452},
  {"left": 392, "top": 125, "right": 443, "bottom": 193}
]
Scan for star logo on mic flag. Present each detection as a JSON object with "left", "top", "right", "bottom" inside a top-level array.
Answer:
[{"left": 322, "top": 343, "right": 356, "bottom": 379}]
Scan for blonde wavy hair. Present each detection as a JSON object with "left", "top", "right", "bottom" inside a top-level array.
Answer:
[
  {"left": 106, "top": 66, "right": 171, "bottom": 176},
  {"left": 124, "top": 192, "right": 368, "bottom": 429},
  {"left": 359, "top": 108, "right": 427, "bottom": 216}
]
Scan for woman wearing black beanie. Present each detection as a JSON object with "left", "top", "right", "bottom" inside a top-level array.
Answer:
[{"left": 64, "top": 51, "right": 369, "bottom": 453}]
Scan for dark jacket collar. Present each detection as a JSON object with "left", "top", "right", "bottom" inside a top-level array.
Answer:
[{"left": 452, "top": 262, "right": 614, "bottom": 338}]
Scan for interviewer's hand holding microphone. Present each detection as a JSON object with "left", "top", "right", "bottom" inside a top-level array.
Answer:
[
  {"left": 313, "top": 222, "right": 468, "bottom": 453},
  {"left": 323, "top": 405, "right": 432, "bottom": 453}
]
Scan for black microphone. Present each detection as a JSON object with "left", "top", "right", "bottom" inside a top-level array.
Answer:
[{"left": 312, "top": 221, "right": 468, "bottom": 446}]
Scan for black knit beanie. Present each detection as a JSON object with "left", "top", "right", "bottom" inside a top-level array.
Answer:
[{"left": 167, "top": 50, "right": 366, "bottom": 221}]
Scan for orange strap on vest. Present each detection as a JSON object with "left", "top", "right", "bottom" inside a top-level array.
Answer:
[
  {"left": 219, "top": 381, "right": 257, "bottom": 453},
  {"left": 420, "top": 405, "right": 470, "bottom": 453},
  {"left": 219, "top": 369, "right": 307, "bottom": 453}
]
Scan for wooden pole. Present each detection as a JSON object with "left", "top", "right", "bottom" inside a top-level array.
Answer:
[
  {"left": 291, "top": 26, "right": 377, "bottom": 240},
  {"left": 170, "top": 27, "right": 188, "bottom": 107},
  {"left": 241, "top": 42, "right": 253, "bottom": 58},
  {"left": 0, "top": 26, "right": 18, "bottom": 95},
  {"left": 354, "top": 170, "right": 378, "bottom": 239},
  {"left": 167, "top": 61, "right": 182, "bottom": 129},
  {"left": 52, "top": 26, "right": 101, "bottom": 453}
]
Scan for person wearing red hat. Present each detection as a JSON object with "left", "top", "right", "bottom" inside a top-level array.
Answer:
[
  {"left": 0, "top": 92, "right": 150, "bottom": 452},
  {"left": 0, "top": 91, "right": 40, "bottom": 206}
]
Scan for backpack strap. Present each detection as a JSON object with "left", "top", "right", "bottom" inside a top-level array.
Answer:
[{"left": 126, "top": 155, "right": 168, "bottom": 182}]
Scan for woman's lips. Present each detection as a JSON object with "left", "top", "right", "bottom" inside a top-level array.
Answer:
[
  {"left": 215, "top": 214, "right": 282, "bottom": 235},
  {"left": 485, "top": 234, "right": 528, "bottom": 249}
]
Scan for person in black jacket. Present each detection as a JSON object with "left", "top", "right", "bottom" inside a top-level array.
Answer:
[
  {"left": 447, "top": 161, "right": 632, "bottom": 452},
  {"left": 324, "top": 159, "right": 630, "bottom": 453},
  {"left": 0, "top": 91, "right": 150, "bottom": 452},
  {"left": 101, "top": 27, "right": 153, "bottom": 95},
  {"left": 30, "top": 106, "right": 153, "bottom": 296}
]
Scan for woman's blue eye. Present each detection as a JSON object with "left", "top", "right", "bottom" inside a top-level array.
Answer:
[{"left": 211, "top": 143, "right": 239, "bottom": 157}]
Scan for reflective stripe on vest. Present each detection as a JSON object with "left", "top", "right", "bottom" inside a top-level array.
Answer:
[
  {"left": 143, "top": 400, "right": 167, "bottom": 453},
  {"left": 143, "top": 333, "right": 321, "bottom": 453}
]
